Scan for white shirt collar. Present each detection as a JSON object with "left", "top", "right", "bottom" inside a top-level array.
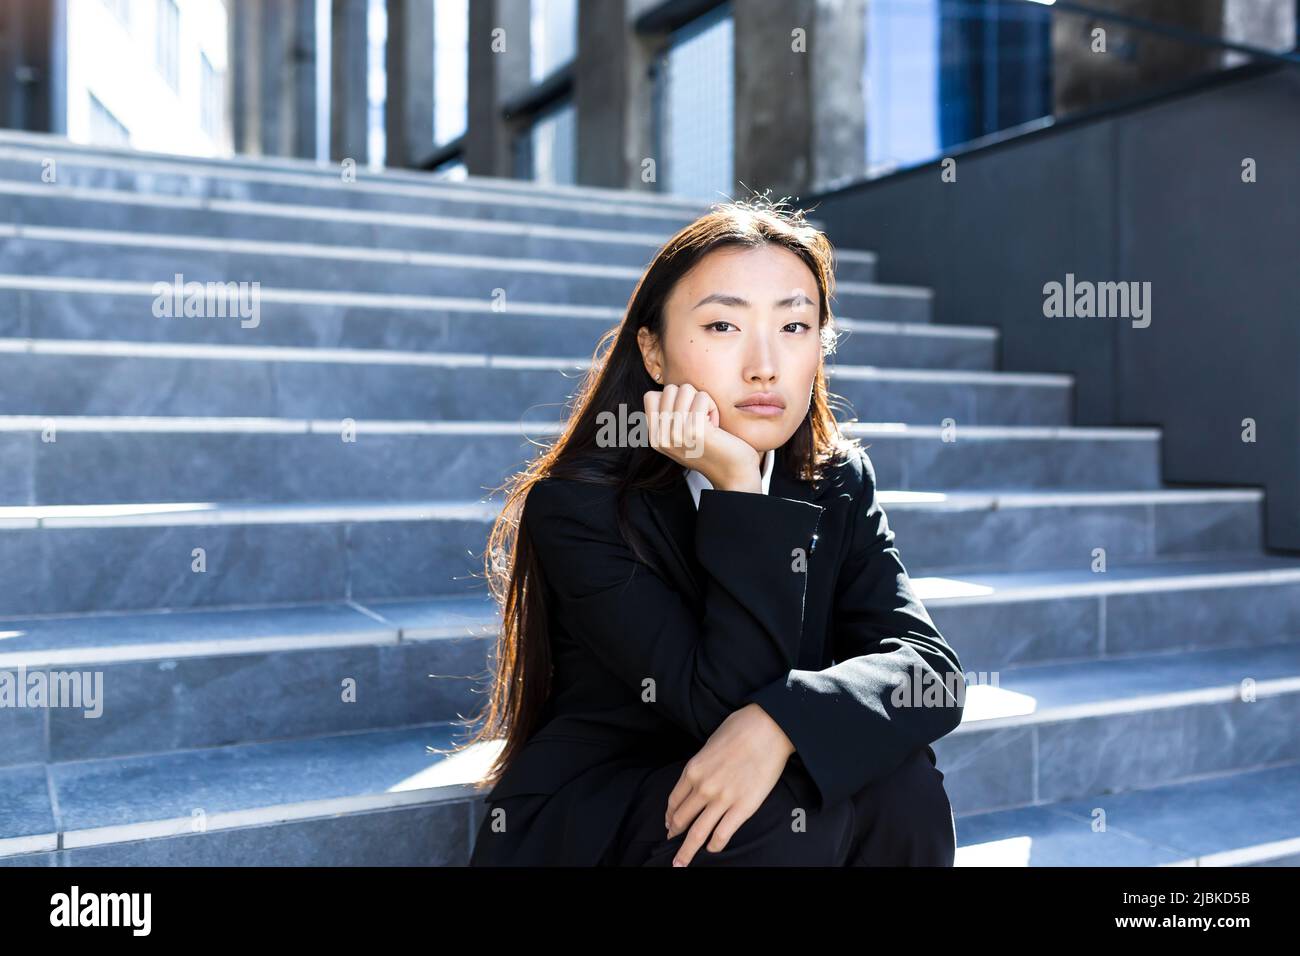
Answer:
[{"left": 682, "top": 447, "right": 776, "bottom": 509}]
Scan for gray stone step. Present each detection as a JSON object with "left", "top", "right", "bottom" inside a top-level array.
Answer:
[
  {"left": 0, "top": 340, "right": 1068, "bottom": 425},
  {"left": 4, "top": 280, "right": 963, "bottom": 366},
  {"left": 954, "top": 760, "right": 1300, "bottom": 866},
  {"left": 0, "top": 181, "right": 879, "bottom": 284},
  {"left": 925, "top": 554, "right": 1300, "bottom": 671},
  {"left": 0, "top": 128, "right": 717, "bottom": 209},
  {"left": 0, "top": 147, "right": 701, "bottom": 233},
  {"left": 0, "top": 417, "right": 1162, "bottom": 505},
  {"left": 0, "top": 597, "right": 499, "bottom": 767},
  {"left": 937, "top": 639, "right": 1300, "bottom": 818},
  {"left": 0, "top": 225, "right": 915, "bottom": 320},
  {"left": 0, "top": 132, "right": 867, "bottom": 251},
  {"left": 3, "top": 554, "right": 1295, "bottom": 768},
  {"left": 0, "top": 140, "right": 838, "bottom": 239},
  {"left": 0, "top": 132, "right": 886, "bottom": 278},
  {"left": 0, "top": 500, "right": 499, "bottom": 615},
  {"left": 3, "top": 646, "right": 1298, "bottom": 865},
  {"left": 884, "top": 487, "right": 1264, "bottom": 575},
  {"left": 0, "top": 722, "right": 484, "bottom": 865},
  {"left": 0, "top": 493, "right": 1271, "bottom": 617}
]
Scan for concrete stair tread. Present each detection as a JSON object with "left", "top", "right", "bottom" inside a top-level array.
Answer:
[
  {"left": 5, "top": 335, "right": 993, "bottom": 366},
  {"left": 0, "top": 293, "right": 992, "bottom": 342},
  {"left": 0, "top": 722, "right": 488, "bottom": 857},
  {"left": 361, "top": 594, "right": 503, "bottom": 637},
  {"left": 0, "top": 498, "right": 502, "bottom": 527},
  {"left": 0, "top": 144, "right": 703, "bottom": 223},
  {"left": 955, "top": 760, "right": 1300, "bottom": 866},
  {"left": 834, "top": 316, "right": 995, "bottom": 338},
  {"left": 2, "top": 485, "right": 1256, "bottom": 526},
  {"left": 0, "top": 180, "right": 687, "bottom": 244},
  {"left": 958, "top": 637, "right": 1300, "bottom": 729},
  {"left": 0, "top": 226, "right": 902, "bottom": 298},
  {"left": 0, "top": 412, "right": 1151, "bottom": 439},
  {"left": 0, "top": 595, "right": 497, "bottom": 668},
  {"left": 0, "top": 337, "right": 1045, "bottom": 381},
  {"left": 0, "top": 601, "right": 386, "bottom": 664},
  {"left": 0, "top": 179, "right": 879, "bottom": 266},
  {"left": 920, "top": 553, "right": 1300, "bottom": 603},
  {"left": 881, "top": 487, "right": 1260, "bottom": 507},
  {"left": 0, "top": 130, "right": 718, "bottom": 210},
  {"left": 3, "top": 277, "right": 941, "bottom": 332}
]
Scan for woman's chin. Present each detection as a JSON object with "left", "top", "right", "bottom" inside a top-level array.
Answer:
[{"left": 726, "top": 422, "right": 787, "bottom": 452}]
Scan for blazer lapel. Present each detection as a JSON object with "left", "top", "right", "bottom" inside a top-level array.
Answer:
[
  {"left": 640, "top": 475, "right": 704, "bottom": 607},
  {"left": 640, "top": 447, "right": 820, "bottom": 609}
]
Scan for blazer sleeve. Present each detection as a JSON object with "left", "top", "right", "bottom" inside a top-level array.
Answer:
[
  {"left": 524, "top": 477, "right": 825, "bottom": 743},
  {"left": 741, "top": 449, "right": 966, "bottom": 811}
]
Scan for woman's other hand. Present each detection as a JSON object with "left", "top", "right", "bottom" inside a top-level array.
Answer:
[{"left": 663, "top": 703, "right": 796, "bottom": 866}]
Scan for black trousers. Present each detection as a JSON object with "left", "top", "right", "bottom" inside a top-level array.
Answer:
[{"left": 602, "top": 745, "right": 956, "bottom": 866}]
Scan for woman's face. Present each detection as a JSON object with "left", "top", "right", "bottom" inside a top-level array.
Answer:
[{"left": 639, "top": 242, "right": 823, "bottom": 454}]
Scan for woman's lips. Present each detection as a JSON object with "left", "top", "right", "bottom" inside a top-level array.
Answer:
[{"left": 735, "top": 403, "right": 785, "bottom": 418}]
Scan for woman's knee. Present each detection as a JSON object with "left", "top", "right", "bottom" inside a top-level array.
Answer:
[{"left": 850, "top": 746, "right": 956, "bottom": 866}]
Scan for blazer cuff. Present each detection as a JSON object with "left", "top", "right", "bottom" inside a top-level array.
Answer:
[
  {"left": 743, "top": 663, "right": 962, "bottom": 813},
  {"left": 741, "top": 670, "right": 844, "bottom": 812}
]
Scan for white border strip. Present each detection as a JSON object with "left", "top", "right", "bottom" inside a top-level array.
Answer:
[
  {"left": 956, "top": 674, "right": 1300, "bottom": 733},
  {"left": 0, "top": 415, "right": 1150, "bottom": 440},
  {"left": 0, "top": 133, "right": 710, "bottom": 210},
  {"left": 0, "top": 275, "right": 931, "bottom": 324},
  {"left": 881, "top": 488, "right": 1261, "bottom": 509},
  {"left": 0, "top": 143, "right": 695, "bottom": 221},
  {"left": 1, "top": 339, "right": 1067, "bottom": 386},
  {"left": 0, "top": 180, "right": 675, "bottom": 248},
  {"left": 1164, "top": 835, "right": 1300, "bottom": 867},
  {"left": 57, "top": 784, "right": 483, "bottom": 852},
  {"left": 830, "top": 364, "right": 1073, "bottom": 387},
  {"left": 0, "top": 223, "right": 644, "bottom": 279},
  {"left": 920, "top": 565, "right": 1300, "bottom": 605},
  {"left": 0, "top": 338, "right": 593, "bottom": 370},
  {"left": 1, "top": 500, "right": 502, "bottom": 529}
]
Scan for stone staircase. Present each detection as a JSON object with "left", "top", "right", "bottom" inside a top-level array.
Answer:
[{"left": 1, "top": 131, "right": 1297, "bottom": 866}]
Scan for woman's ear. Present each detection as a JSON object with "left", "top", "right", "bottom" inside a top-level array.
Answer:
[{"left": 637, "top": 327, "right": 663, "bottom": 383}]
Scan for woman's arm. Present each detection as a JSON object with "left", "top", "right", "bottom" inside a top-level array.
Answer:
[
  {"left": 741, "top": 448, "right": 966, "bottom": 812},
  {"left": 525, "top": 476, "right": 825, "bottom": 742}
]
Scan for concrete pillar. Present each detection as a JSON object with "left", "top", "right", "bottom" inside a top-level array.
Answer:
[
  {"left": 1052, "top": 0, "right": 1225, "bottom": 116},
  {"left": 0, "top": 0, "right": 63, "bottom": 133},
  {"left": 732, "top": 0, "right": 866, "bottom": 199},
  {"left": 229, "top": 0, "right": 262, "bottom": 154},
  {"left": 573, "top": 0, "right": 659, "bottom": 190},
  {"left": 809, "top": 0, "right": 867, "bottom": 191},
  {"left": 1222, "top": 0, "right": 1296, "bottom": 66},
  {"left": 463, "top": 0, "right": 531, "bottom": 178},
  {"left": 288, "top": 0, "right": 317, "bottom": 158},
  {"left": 230, "top": 0, "right": 316, "bottom": 158},
  {"left": 330, "top": 0, "right": 369, "bottom": 163},
  {"left": 385, "top": 0, "right": 435, "bottom": 168}
]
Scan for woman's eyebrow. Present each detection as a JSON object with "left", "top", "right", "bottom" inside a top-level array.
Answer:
[{"left": 692, "top": 291, "right": 815, "bottom": 310}]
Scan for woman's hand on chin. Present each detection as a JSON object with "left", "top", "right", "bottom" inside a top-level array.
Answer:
[{"left": 643, "top": 382, "right": 762, "bottom": 493}]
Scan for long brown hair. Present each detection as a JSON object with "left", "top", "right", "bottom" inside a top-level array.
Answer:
[{"left": 449, "top": 194, "right": 863, "bottom": 793}]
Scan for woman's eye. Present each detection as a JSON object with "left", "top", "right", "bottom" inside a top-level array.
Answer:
[{"left": 704, "top": 320, "right": 812, "bottom": 333}]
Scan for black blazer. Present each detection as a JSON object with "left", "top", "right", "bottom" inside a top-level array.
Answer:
[{"left": 469, "top": 442, "right": 965, "bottom": 866}]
